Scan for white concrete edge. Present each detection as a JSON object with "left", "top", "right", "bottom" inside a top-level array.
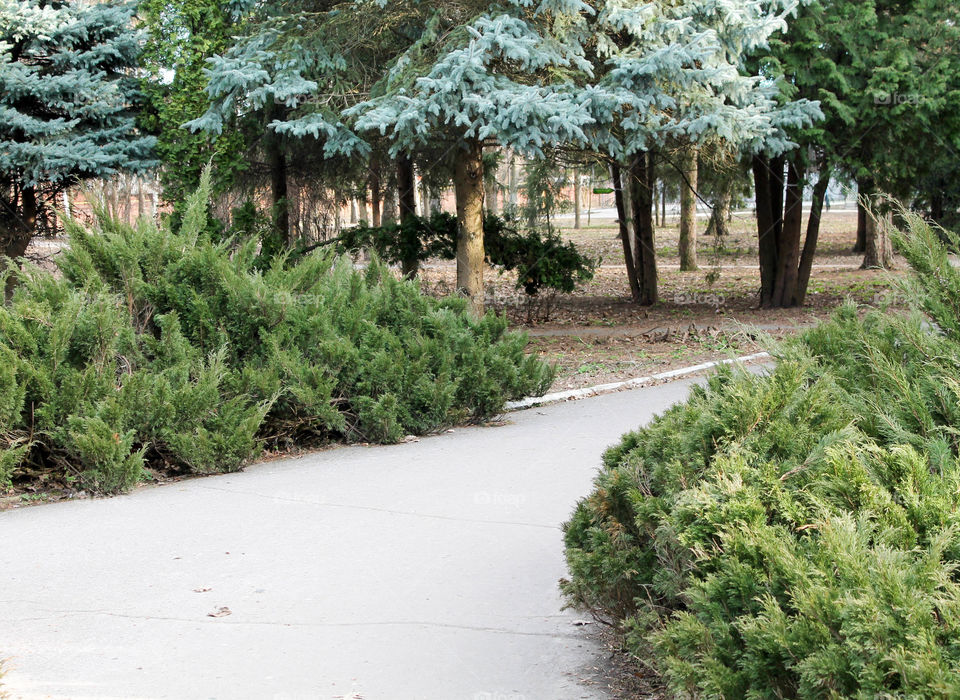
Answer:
[{"left": 504, "top": 351, "right": 772, "bottom": 411}]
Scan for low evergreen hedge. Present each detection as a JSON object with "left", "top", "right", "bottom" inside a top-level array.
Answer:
[
  {"left": 563, "top": 214, "right": 960, "bottom": 698},
  {"left": 0, "top": 177, "right": 553, "bottom": 494}
]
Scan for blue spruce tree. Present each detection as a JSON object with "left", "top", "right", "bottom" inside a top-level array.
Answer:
[{"left": 0, "top": 0, "right": 155, "bottom": 296}]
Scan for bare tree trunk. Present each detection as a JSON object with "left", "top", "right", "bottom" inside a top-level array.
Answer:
[
  {"left": 397, "top": 153, "right": 419, "bottom": 278},
  {"left": 705, "top": 191, "right": 731, "bottom": 238},
  {"left": 508, "top": 154, "right": 519, "bottom": 214},
  {"left": 611, "top": 163, "right": 641, "bottom": 302},
  {"left": 265, "top": 103, "right": 290, "bottom": 245},
  {"left": 753, "top": 154, "right": 784, "bottom": 307},
  {"left": 573, "top": 169, "right": 581, "bottom": 230},
  {"left": 381, "top": 180, "right": 398, "bottom": 225},
  {"left": 484, "top": 156, "right": 499, "bottom": 216},
  {"left": 2, "top": 186, "right": 36, "bottom": 301},
  {"left": 771, "top": 157, "right": 805, "bottom": 306},
  {"left": 854, "top": 180, "right": 867, "bottom": 253},
  {"left": 861, "top": 192, "right": 894, "bottom": 270},
  {"left": 796, "top": 171, "right": 830, "bottom": 306},
  {"left": 661, "top": 183, "right": 666, "bottom": 225},
  {"left": 628, "top": 152, "right": 657, "bottom": 305},
  {"left": 678, "top": 147, "right": 698, "bottom": 271},
  {"left": 454, "top": 139, "right": 486, "bottom": 316},
  {"left": 369, "top": 158, "right": 382, "bottom": 228},
  {"left": 653, "top": 181, "right": 660, "bottom": 227}
]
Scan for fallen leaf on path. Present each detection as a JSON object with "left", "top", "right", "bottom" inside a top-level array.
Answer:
[
  {"left": 193, "top": 587, "right": 212, "bottom": 593},
  {"left": 207, "top": 606, "right": 232, "bottom": 618}
]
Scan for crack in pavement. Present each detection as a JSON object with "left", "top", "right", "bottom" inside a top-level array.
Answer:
[
  {"left": 2, "top": 609, "right": 587, "bottom": 639},
  {"left": 191, "top": 484, "right": 560, "bottom": 530}
]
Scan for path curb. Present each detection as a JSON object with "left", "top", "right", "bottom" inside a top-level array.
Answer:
[{"left": 505, "top": 351, "right": 771, "bottom": 411}]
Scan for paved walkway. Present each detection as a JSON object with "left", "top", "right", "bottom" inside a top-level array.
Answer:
[{"left": 0, "top": 379, "right": 699, "bottom": 700}]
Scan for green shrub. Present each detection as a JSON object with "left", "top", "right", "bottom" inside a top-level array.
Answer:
[
  {"left": 335, "top": 212, "right": 596, "bottom": 296},
  {"left": 563, "top": 215, "right": 960, "bottom": 698},
  {"left": 0, "top": 174, "right": 553, "bottom": 494}
]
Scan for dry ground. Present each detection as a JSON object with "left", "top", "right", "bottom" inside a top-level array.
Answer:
[{"left": 420, "top": 206, "right": 908, "bottom": 391}]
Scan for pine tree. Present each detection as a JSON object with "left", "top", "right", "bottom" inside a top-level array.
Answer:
[
  {"left": 582, "top": 0, "right": 822, "bottom": 305},
  {"left": 139, "top": 0, "right": 245, "bottom": 213},
  {"left": 347, "top": 3, "right": 599, "bottom": 314},
  {"left": 0, "top": 0, "right": 155, "bottom": 297}
]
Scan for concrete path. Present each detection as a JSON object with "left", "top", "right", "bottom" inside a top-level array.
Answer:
[{"left": 0, "top": 379, "right": 699, "bottom": 700}]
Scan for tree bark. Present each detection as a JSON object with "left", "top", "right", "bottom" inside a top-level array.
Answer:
[
  {"left": 661, "top": 182, "right": 666, "bottom": 225},
  {"left": 454, "top": 139, "right": 486, "bottom": 316},
  {"left": 627, "top": 151, "right": 657, "bottom": 305},
  {"left": 796, "top": 170, "right": 830, "bottom": 306},
  {"left": 854, "top": 180, "right": 867, "bottom": 253},
  {"left": 753, "top": 155, "right": 779, "bottom": 307},
  {"left": 484, "top": 157, "right": 499, "bottom": 216},
  {"left": 678, "top": 147, "right": 698, "bottom": 271},
  {"left": 861, "top": 191, "right": 894, "bottom": 270},
  {"left": 653, "top": 181, "right": 660, "bottom": 227},
  {"left": 2, "top": 186, "right": 36, "bottom": 301},
  {"left": 369, "top": 157, "right": 382, "bottom": 228},
  {"left": 396, "top": 153, "right": 418, "bottom": 278},
  {"left": 705, "top": 191, "right": 731, "bottom": 238},
  {"left": 573, "top": 170, "right": 581, "bottom": 229},
  {"left": 611, "top": 163, "right": 641, "bottom": 302},
  {"left": 771, "top": 157, "right": 805, "bottom": 307},
  {"left": 265, "top": 112, "right": 290, "bottom": 245},
  {"left": 508, "top": 154, "right": 519, "bottom": 214}
]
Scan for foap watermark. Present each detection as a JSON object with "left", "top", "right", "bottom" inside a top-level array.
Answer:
[
  {"left": 673, "top": 291, "right": 726, "bottom": 307},
  {"left": 871, "top": 290, "right": 911, "bottom": 307},
  {"left": 473, "top": 491, "right": 527, "bottom": 508},
  {"left": 874, "top": 92, "right": 928, "bottom": 106},
  {"left": 473, "top": 693, "right": 526, "bottom": 700}
]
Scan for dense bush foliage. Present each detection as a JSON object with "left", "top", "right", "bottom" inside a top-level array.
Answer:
[
  {"left": 0, "top": 178, "right": 553, "bottom": 494},
  {"left": 336, "top": 212, "right": 596, "bottom": 296},
  {"left": 563, "top": 214, "right": 960, "bottom": 698}
]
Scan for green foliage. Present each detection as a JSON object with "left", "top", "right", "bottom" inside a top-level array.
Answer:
[
  {"left": 0, "top": 0, "right": 156, "bottom": 244},
  {"left": 0, "top": 177, "right": 553, "bottom": 494},
  {"left": 336, "top": 212, "right": 595, "bottom": 296},
  {"left": 563, "top": 215, "right": 960, "bottom": 698},
  {"left": 139, "top": 0, "right": 248, "bottom": 209}
]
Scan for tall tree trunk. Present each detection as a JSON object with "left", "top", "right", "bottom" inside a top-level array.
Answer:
[
  {"left": 484, "top": 158, "right": 499, "bottom": 216},
  {"left": 508, "top": 154, "right": 519, "bottom": 214},
  {"left": 861, "top": 189, "right": 894, "bottom": 270},
  {"left": 265, "top": 107, "right": 290, "bottom": 245},
  {"left": 661, "top": 182, "right": 666, "bottom": 225},
  {"left": 2, "top": 186, "right": 36, "bottom": 301},
  {"left": 753, "top": 155, "right": 779, "bottom": 307},
  {"left": 679, "top": 147, "right": 698, "bottom": 271},
  {"left": 396, "top": 153, "right": 419, "bottom": 278},
  {"left": 930, "top": 189, "right": 945, "bottom": 224},
  {"left": 653, "top": 182, "right": 660, "bottom": 227},
  {"left": 854, "top": 180, "right": 867, "bottom": 253},
  {"left": 796, "top": 170, "right": 830, "bottom": 306},
  {"left": 573, "top": 169, "right": 581, "bottom": 230},
  {"left": 611, "top": 163, "right": 641, "bottom": 302},
  {"left": 628, "top": 151, "right": 657, "bottom": 305},
  {"left": 454, "top": 139, "right": 486, "bottom": 316},
  {"left": 369, "top": 157, "right": 382, "bottom": 228},
  {"left": 350, "top": 199, "right": 358, "bottom": 224},
  {"left": 706, "top": 191, "right": 732, "bottom": 238},
  {"left": 771, "top": 157, "right": 805, "bottom": 306}
]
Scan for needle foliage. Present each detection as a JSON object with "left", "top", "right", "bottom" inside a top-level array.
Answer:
[{"left": 563, "top": 214, "right": 960, "bottom": 698}]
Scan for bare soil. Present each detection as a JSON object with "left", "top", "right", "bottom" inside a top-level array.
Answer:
[{"left": 420, "top": 207, "right": 908, "bottom": 391}]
